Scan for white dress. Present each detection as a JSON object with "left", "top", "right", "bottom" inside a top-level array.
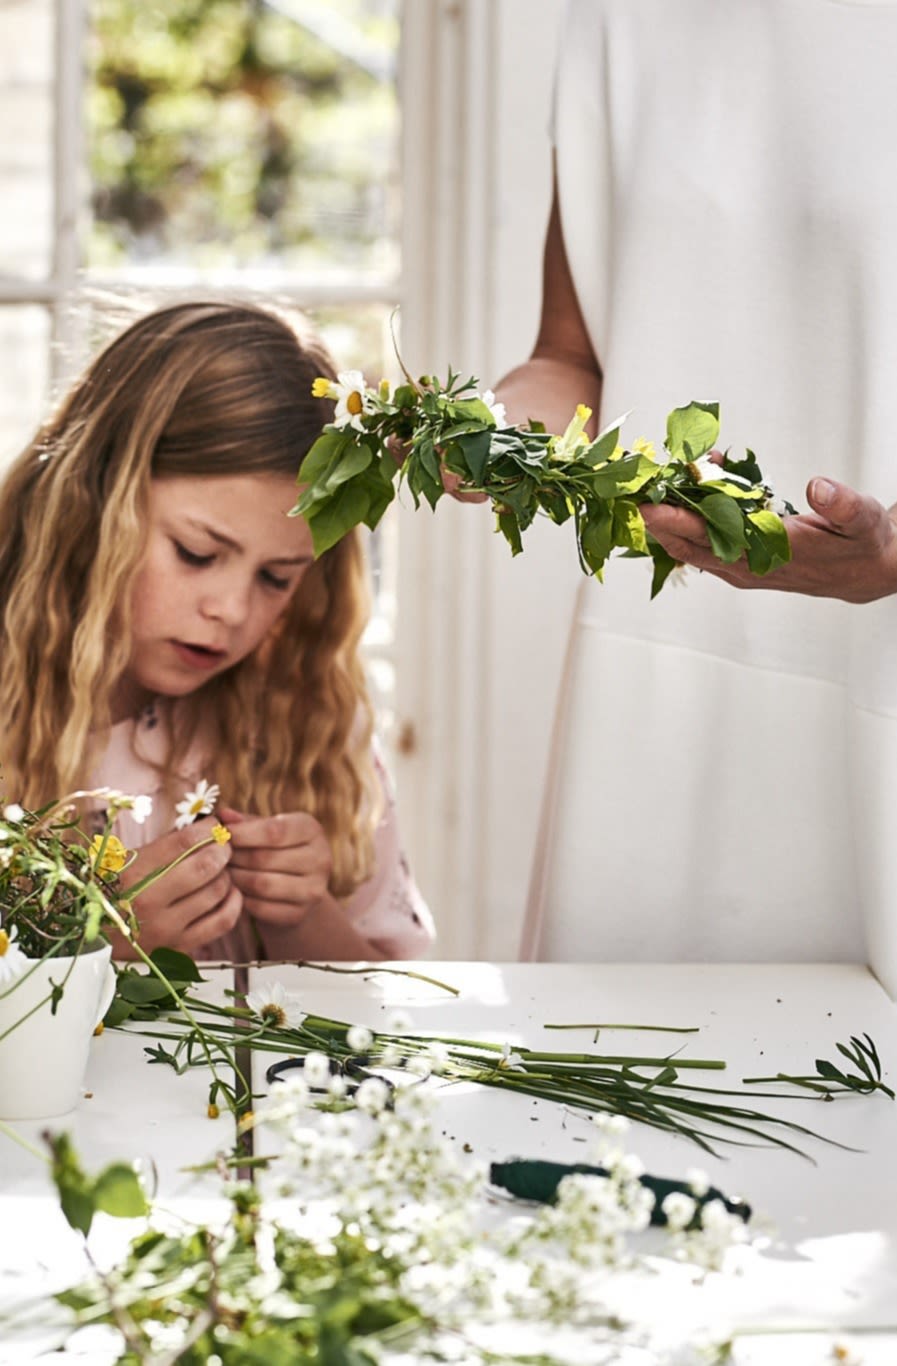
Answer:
[{"left": 523, "top": 0, "right": 897, "bottom": 991}]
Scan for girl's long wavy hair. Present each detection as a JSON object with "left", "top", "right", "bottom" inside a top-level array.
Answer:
[{"left": 0, "top": 300, "right": 377, "bottom": 894}]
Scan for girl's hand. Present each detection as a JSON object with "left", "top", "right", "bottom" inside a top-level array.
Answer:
[
  {"left": 218, "top": 806, "right": 332, "bottom": 927},
  {"left": 112, "top": 816, "right": 242, "bottom": 957}
]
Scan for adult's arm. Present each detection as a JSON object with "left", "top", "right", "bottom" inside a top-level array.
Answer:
[{"left": 493, "top": 165, "right": 603, "bottom": 432}]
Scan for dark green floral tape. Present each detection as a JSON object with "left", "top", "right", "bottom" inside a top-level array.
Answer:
[{"left": 489, "top": 1158, "right": 751, "bottom": 1228}]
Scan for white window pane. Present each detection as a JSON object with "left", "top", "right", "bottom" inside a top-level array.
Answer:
[
  {"left": 86, "top": 0, "right": 400, "bottom": 278},
  {"left": 0, "top": 0, "right": 54, "bottom": 280}
]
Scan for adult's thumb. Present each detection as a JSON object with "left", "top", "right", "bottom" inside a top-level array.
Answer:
[{"left": 807, "top": 477, "right": 866, "bottom": 531}]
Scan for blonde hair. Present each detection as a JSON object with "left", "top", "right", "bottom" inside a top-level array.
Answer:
[{"left": 0, "top": 300, "right": 377, "bottom": 894}]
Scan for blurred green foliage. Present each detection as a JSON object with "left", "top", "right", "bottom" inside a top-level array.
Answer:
[{"left": 86, "top": 0, "right": 400, "bottom": 274}]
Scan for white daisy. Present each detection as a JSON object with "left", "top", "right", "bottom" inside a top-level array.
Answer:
[
  {"left": 498, "top": 1041, "right": 526, "bottom": 1071},
  {"left": 246, "top": 981, "right": 305, "bottom": 1030},
  {"left": 0, "top": 926, "right": 30, "bottom": 985},
  {"left": 174, "top": 779, "right": 220, "bottom": 829},
  {"left": 331, "top": 370, "right": 375, "bottom": 434},
  {"left": 480, "top": 389, "right": 507, "bottom": 427}
]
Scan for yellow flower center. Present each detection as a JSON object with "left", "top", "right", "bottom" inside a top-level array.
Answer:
[
  {"left": 347, "top": 389, "right": 364, "bottom": 417},
  {"left": 90, "top": 834, "right": 128, "bottom": 875},
  {"left": 260, "top": 1003, "right": 287, "bottom": 1028},
  {"left": 0, "top": 929, "right": 10, "bottom": 956},
  {"left": 207, "top": 1103, "right": 220, "bottom": 1119}
]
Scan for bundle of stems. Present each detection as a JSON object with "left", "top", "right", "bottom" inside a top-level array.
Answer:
[{"left": 110, "top": 954, "right": 853, "bottom": 1161}]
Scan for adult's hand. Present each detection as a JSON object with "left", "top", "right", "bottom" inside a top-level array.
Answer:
[
  {"left": 114, "top": 816, "right": 241, "bottom": 956},
  {"left": 218, "top": 807, "right": 332, "bottom": 927},
  {"left": 640, "top": 477, "right": 897, "bottom": 603}
]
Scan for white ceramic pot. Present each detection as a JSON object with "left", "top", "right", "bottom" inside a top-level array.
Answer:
[{"left": 0, "top": 942, "right": 116, "bottom": 1120}]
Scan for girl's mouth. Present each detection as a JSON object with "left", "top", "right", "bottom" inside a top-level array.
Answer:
[{"left": 171, "top": 641, "right": 227, "bottom": 671}]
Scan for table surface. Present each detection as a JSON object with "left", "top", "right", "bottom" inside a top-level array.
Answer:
[{"left": 3, "top": 960, "right": 897, "bottom": 1364}]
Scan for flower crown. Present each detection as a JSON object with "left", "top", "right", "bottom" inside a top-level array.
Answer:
[{"left": 293, "top": 369, "right": 794, "bottom": 597}]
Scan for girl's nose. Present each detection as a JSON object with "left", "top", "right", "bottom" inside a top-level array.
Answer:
[{"left": 200, "top": 576, "right": 252, "bottom": 627}]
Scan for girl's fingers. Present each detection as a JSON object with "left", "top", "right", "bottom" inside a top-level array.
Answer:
[
  {"left": 176, "top": 882, "right": 244, "bottom": 952},
  {"left": 222, "top": 810, "right": 324, "bottom": 851},
  {"left": 233, "top": 895, "right": 313, "bottom": 928},
  {"left": 121, "top": 819, "right": 232, "bottom": 908},
  {"left": 229, "top": 864, "right": 328, "bottom": 907},
  {"left": 120, "top": 875, "right": 242, "bottom": 956}
]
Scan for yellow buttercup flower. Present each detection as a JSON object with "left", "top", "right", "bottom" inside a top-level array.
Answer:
[
  {"left": 311, "top": 377, "right": 334, "bottom": 398},
  {"left": 211, "top": 824, "right": 231, "bottom": 845},
  {"left": 90, "top": 834, "right": 128, "bottom": 875},
  {"left": 632, "top": 437, "right": 657, "bottom": 460}
]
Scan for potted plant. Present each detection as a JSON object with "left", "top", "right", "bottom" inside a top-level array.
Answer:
[{"left": 0, "top": 789, "right": 226, "bottom": 1120}]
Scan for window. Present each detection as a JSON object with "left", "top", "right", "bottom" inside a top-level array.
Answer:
[{"left": 1, "top": 0, "right": 403, "bottom": 733}]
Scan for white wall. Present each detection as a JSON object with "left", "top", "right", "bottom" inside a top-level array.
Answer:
[{"left": 396, "top": 0, "right": 577, "bottom": 959}]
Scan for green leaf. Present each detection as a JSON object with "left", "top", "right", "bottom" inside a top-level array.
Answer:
[
  {"left": 588, "top": 453, "right": 659, "bottom": 498},
  {"left": 611, "top": 499, "right": 648, "bottom": 554},
  {"left": 696, "top": 492, "right": 746, "bottom": 563},
  {"left": 117, "top": 974, "right": 175, "bottom": 1005},
  {"left": 447, "top": 396, "right": 494, "bottom": 425},
  {"left": 580, "top": 417, "right": 622, "bottom": 468},
  {"left": 102, "top": 995, "right": 135, "bottom": 1027},
  {"left": 649, "top": 545, "right": 680, "bottom": 599},
  {"left": 47, "top": 1133, "right": 95, "bottom": 1237},
  {"left": 296, "top": 428, "right": 350, "bottom": 489},
  {"left": 579, "top": 502, "right": 614, "bottom": 575},
  {"left": 454, "top": 428, "right": 492, "bottom": 484},
  {"left": 723, "top": 448, "right": 764, "bottom": 485},
  {"left": 747, "top": 509, "right": 791, "bottom": 568},
  {"left": 496, "top": 510, "right": 523, "bottom": 555},
  {"left": 92, "top": 1163, "right": 149, "bottom": 1220},
  {"left": 150, "top": 947, "right": 203, "bottom": 984},
  {"left": 307, "top": 483, "right": 372, "bottom": 555},
  {"left": 666, "top": 401, "right": 720, "bottom": 461},
  {"left": 60, "top": 1187, "right": 96, "bottom": 1238}
]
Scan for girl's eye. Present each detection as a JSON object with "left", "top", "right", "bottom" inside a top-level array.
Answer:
[
  {"left": 260, "top": 568, "right": 291, "bottom": 591},
  {"left": 174, "top": 541, "right": 215, "bottom": 568}
]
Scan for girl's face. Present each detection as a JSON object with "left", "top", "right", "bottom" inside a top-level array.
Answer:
[{"left": 115, "top": 473, "right": 315, "bottom": 720}]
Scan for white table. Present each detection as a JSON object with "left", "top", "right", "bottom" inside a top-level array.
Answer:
[
  {"left": 2, "top": 961, "right": 896, "bottom": 1364},
  {"left": 249, "top": 960, "right": 897, "bottom": 1364}
]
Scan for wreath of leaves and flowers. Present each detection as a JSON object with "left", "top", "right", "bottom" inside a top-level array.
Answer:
[{"left": 293, "top": 368, "right": 796, "bottom": 597}]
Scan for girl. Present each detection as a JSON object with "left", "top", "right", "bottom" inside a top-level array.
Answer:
[{"left": 0, "top": 301, "right": 434, "bottom": 963}]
